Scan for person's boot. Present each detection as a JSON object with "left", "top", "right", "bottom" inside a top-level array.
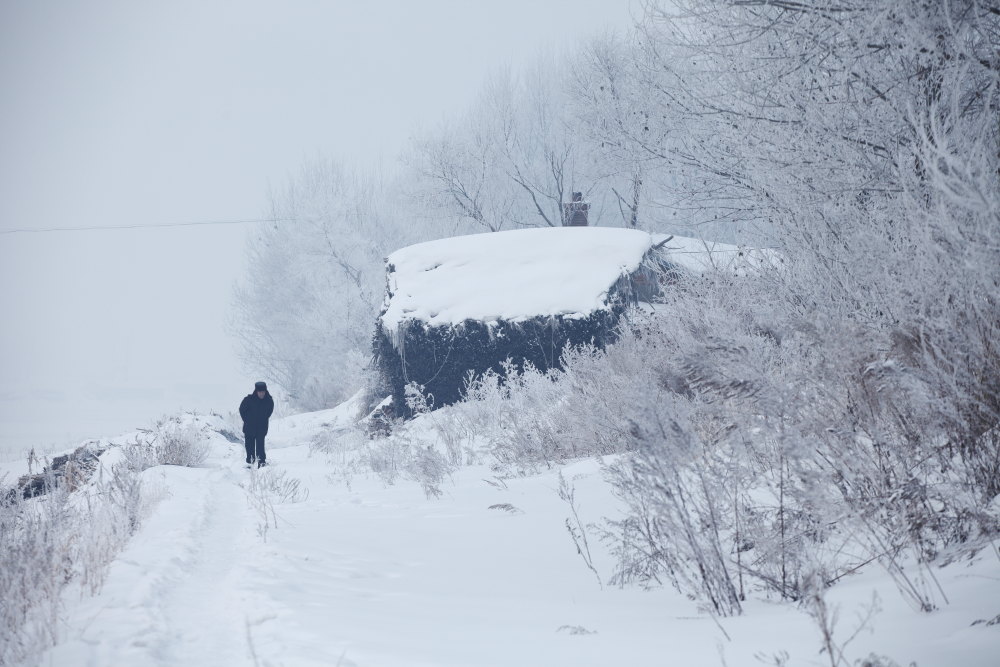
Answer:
[{"left": 257, "top": 459, "right": 267, "bottom": 468}]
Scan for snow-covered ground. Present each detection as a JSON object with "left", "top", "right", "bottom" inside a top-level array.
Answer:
[{"left": 28, "top": 407, "right": 1000, "bottom": 667}]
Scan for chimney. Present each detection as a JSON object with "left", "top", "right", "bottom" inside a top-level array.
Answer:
[{"left": 562, "top": 191, "right": 590, "bottom": 227}]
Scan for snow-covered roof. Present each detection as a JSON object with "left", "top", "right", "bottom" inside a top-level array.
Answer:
[
  {"left": 378, "top": 227, "right": 754, "bottom": 331},
  {"left": 379, "top": 227, "right": 650, "bottom": 330}
]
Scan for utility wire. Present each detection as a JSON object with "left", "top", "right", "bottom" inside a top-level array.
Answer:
[
  {"left": 0, "top": 217, "right": 294, "bottom": 235},
  {"left": 0, "top": 220, "right": 779, "bottom": 253}
]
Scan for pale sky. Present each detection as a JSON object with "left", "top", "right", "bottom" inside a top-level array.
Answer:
[{"left": 0, "top": 0, "right": 637, "bottom": 460}]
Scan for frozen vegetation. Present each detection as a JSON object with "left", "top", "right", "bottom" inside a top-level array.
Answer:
[
  {"left": 2, "top": 402, "right": 998, "bottom": 666},
  {"left": 5, "top": 1, "right": 999, "bottom": 665}
]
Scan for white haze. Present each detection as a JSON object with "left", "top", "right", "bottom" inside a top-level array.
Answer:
[{"left": 0, "top": 0, "right": 637, "bottom": 461}]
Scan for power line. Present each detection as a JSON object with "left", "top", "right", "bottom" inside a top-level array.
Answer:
[
  {"left": 0, "top": 219, "right": 780, "bottom": 255},
  {"left": 0, "top": 217, "right": 294, "bottom": 235}
]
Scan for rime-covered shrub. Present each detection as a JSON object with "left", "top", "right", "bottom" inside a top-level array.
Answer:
[
  {"left": 407, "top": 445, "right": 452, "bottom": 499},
  {"left": 1, "top": 453, "right": 153, "bottom": 665},
  {"left": 454, "top": 361, "right": 606, "bottom": 475},
  {"left": 495, "top": 0, "right": 1000, "bottom": 616},
  {"left": 153, "top": 422, "right": 209, "bottom": 467}
]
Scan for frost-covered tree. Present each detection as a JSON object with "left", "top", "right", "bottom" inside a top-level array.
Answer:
[
  {"left": 458, "top": 0, "right": 999, "bottom": 615},
  {"left": 567, "top": 34, "right": 677, "bottom": 232},
  {"left": 233, "top": 159, "right": 444, "bottom": 410},
  {"left": 601, "top": 0, "right": 998, "bottom": 610},
  {"left": 409, "top": 62, "right": 614, "bottom": 230}
]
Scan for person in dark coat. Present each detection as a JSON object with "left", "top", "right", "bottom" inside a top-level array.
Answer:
[{"left": 239, "top": 381, "right": 274, "bottom": 467}]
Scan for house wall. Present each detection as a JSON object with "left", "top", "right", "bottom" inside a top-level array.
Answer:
[{"left": 373, "top": 309, "right": 621, "bottom": 416}]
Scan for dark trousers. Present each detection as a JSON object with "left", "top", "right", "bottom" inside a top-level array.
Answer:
[{"left": 245, "top": 433, "right": 266, "bottom": 463}]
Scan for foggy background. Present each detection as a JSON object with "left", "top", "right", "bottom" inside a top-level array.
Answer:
[{"left": 0, "top": 0, "right": 635, "bottom": 461}]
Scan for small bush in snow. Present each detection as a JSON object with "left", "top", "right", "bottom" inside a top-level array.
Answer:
[
  {"left": 311, "top": 425, "right": 370, "bottom": 471},
  {"left": 406, "top": 445, "right": 452, "bottom": 499},
  {"left": 453, "top": 360, "right": 609, "bottom": 475},
  {"left": 242, "top": 468, "right": 309, "bottom": 542},
  {"left": 153, "top": 422, "right": 209, "bottom": 467},
  {"left": 404, "top": 382, "right": 433, "bottom": 415},
  {"left": 120, "top": 437, "right": 158, "bottom": 473},
  {"left": 340, "top": 412, "right": 458, "bottom": 496},
  {"left": 364, "top": 438, "right": 409, "bottom": 486},
  {"left": 249, "top": 468, "right": 309, "bottom": 505}
]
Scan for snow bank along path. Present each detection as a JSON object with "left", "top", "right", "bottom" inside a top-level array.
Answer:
[{"left": 39, "top": 409, "right": 1000, "bottom": 667}]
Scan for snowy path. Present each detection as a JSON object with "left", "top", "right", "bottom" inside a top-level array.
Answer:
[
  {"left": 42, "top": 461, "right": 264, "bottom": 666},
  {"left": 37, "top": 411, "right": 1000, "bottom": 667},
  {"left": 152, "top": 466, "right": 250, "bottom": 665}
]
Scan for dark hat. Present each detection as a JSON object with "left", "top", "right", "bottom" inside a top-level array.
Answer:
[{"left": 254, "top": 381, "right": 267, "bottom": 392}]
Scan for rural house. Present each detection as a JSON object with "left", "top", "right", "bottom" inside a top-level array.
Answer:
[{"left": 372, "top": 226, "right": 753, "bottom": 415}]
